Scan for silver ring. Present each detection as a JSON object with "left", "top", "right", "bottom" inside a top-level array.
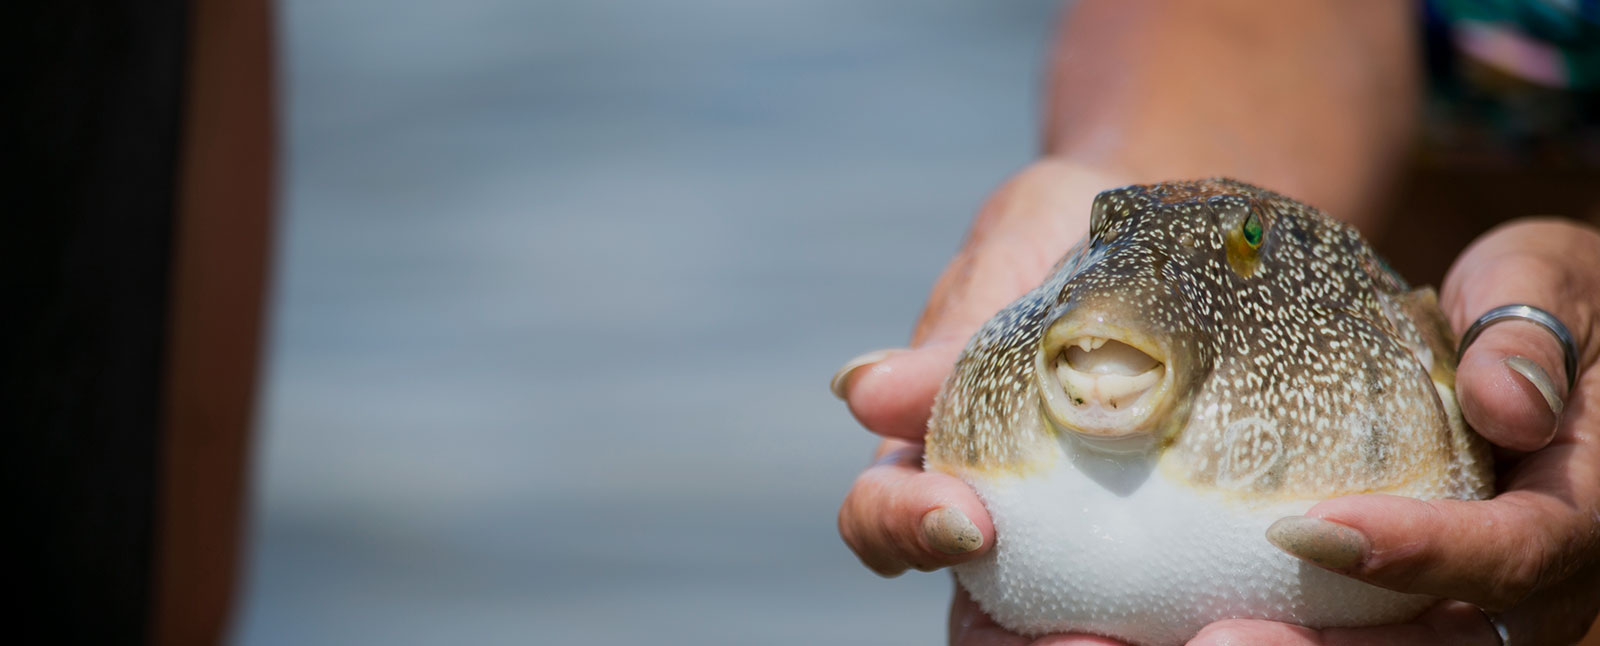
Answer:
[
  {"left": 1457, "top": 304, "right": 1579, "bottom": 392},
  {"left": 1475, "top": 605, "right": 1512, "bottom": 646}
]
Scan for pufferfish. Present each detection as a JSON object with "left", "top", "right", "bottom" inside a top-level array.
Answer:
[{"left": 925, "top": 179, "right": 1493, "bottom": 646}]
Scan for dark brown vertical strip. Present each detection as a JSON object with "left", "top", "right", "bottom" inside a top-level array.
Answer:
[{"left": 151, "top": 0, "right": 277, "bottom": 643}]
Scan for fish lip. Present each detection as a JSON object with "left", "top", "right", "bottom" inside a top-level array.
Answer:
[
  {"left": 1034, "top": 319, "right": 1175, "bottom": 450},
  {"left": 1040, "top": 411, "right": 1159, "bottom": 455}
]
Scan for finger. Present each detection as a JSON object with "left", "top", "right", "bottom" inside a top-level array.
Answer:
[
  {"left": 1442, "top": 219, "right": 1599, "bottom": 451},
  {"left": 1268, "top": 372, "right": 1600, "bottom": 607},
  {"left": 1187, "top": 602, "right": 1497, "bottom": 646},
  {"left": 1456, "top": 319, "right": 1569, "bottom": 451},
  {"left": 838, "top": 440, "right": 994, "bottom": 576},
  {"left": 834, "top": 342, "right": 965, "bottom": 440},
  {"left": 1273, "top": 477, "right": 1600, "bottom": 609},
  {"left": 948, "top": 581, "right": 1125, "bottom": 646}
]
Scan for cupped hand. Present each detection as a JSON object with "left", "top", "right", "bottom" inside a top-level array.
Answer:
[
  {"left": 1194, "top": 218, "right": 1600, "bottom": 645},
  {"left": 835, "top": 160, "right": 1114, "bottom": 577},
  {"left": 837, "top": 160, "right": 1136, "bottom": 645},
  {"left": 836, "top": 164, "right": 1600, "bottom": 645}
]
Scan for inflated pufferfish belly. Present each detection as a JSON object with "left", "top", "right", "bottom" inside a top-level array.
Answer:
[{"left": 924, "top": 179, "right": 1493, "bottom": 646}]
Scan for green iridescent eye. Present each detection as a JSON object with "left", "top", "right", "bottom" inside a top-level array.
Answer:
[{"left": 1241, "top": 212, "right": 1263, "bottom": 248}]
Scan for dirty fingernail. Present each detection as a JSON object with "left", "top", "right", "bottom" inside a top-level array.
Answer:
[
  {"left": 830, "top": 349, "right": 902, "bottom": 400},
  {"left": 1265, "top": 516, "right": 1368, "bottom": 570},
  {"left": 922, "top": 507, "right": 983, "bottom": 555},
  {"left": 1504, "top": 355, "right": 1564, "bottom": 418}
]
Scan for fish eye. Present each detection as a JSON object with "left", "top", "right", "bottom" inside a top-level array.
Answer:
[
  {"left": 1223, "top": 206, "right": 1263, "bottom": 277},
  {"left": 1241, "top": 211, "right": 1263, "bottom": 248}
]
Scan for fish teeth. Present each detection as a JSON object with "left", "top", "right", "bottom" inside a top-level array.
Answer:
[{"left": 1074, "top": 337, "right": 1112, "bottom": 352}]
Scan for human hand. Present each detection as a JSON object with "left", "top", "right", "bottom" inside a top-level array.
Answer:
[
  {"left": 835, "top": 160, "right": 1110, "bottom": 576},
  {"left": 1190, "top": 218, "right": 1600, "bottom": 645},
  {"left": 838, "top": 169, "right": 1600, "bottom": 644},
  {"left": 836, "top": 160, "right": 1144, "bottom": 645}
]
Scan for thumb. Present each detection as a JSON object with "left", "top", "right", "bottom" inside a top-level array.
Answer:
[{"left": 832, "top": 342, "right": 965, "bottom": 440}]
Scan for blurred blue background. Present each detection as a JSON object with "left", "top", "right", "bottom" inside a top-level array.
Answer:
[{"left": 233, "top": 1, "right": 1059, "bottom": 643}]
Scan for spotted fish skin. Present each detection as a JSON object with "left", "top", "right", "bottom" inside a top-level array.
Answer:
[
  {"left": 928, "top": 178, "right": 1490, "bottom": 500},
  {"left": 923, "top": 179, "right": 1493, "bottom": 643}
]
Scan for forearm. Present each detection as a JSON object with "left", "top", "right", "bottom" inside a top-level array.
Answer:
[{"left": 1042, "top": 0, "right": 1419, "bottom": 233}]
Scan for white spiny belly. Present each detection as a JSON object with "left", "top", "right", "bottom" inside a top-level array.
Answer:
[{"left": 949, "top": 442, "right": 1432, "bottom": 646}]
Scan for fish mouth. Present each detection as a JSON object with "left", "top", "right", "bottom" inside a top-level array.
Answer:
[{"left": 1035, "top": 321, "right": 1174, "bottom": 452}]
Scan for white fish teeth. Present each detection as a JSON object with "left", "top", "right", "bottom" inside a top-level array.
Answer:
[{"left": 1073, "top": 336, "right": 1112, "bottom": 352}]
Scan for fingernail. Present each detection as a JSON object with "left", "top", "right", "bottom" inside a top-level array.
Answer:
[
  {"left": 1504, "top": 355, "right": 1564, "bottom": 417},
  {"left": 1265, "top": 516, "right": 1368, "bottom": 570},
  {"left": 829, "top": 349, "right": 902, "bottom": 400},
  {"left": 921, "top": 507, "right": 983, "bottom": 555}
]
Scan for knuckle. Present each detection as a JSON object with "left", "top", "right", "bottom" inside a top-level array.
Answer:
[
  {"left": 1489, "top": 508, "right": 1568, "bottom": 608},
  {"left": 1491, "top": 546, "right": 1546, "bottom": 608},
  {"left": 837, "top": 497, "right": 861, "bottom": 550},
  {"left": 844, "top": 513, "right": 910, "bottom": 578},
  {"left": 865, "top": 556, "right": 907, "bottom": 578},
  {"left": 838, "top": 469, "right": 898, "bottom": 563},
  {"left": 879, "top": 478, "right": 928, "bottom": 551},
  {"left": 1473, "top": 243, "right": 1567, "bottom": 287},
  {"left": 870, "top": 553, "right": 908, "bottom": 578},
  {"left": 838, "top": 454, "right": 965, "bottom": 578},
  {"left": 838, "top": 479, "right": 871, "bottom": 534},
  {"left": 843, "top": 507, "right": 911, "bottom": 577}
]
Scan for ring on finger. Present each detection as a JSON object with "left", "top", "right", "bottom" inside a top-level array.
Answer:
[
  {"left": 1458, "top": 304, "right": 1579, "bottom": 392},
  {"left": 1474, "top": 605, "right": 1513, "bottom": 646}
]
